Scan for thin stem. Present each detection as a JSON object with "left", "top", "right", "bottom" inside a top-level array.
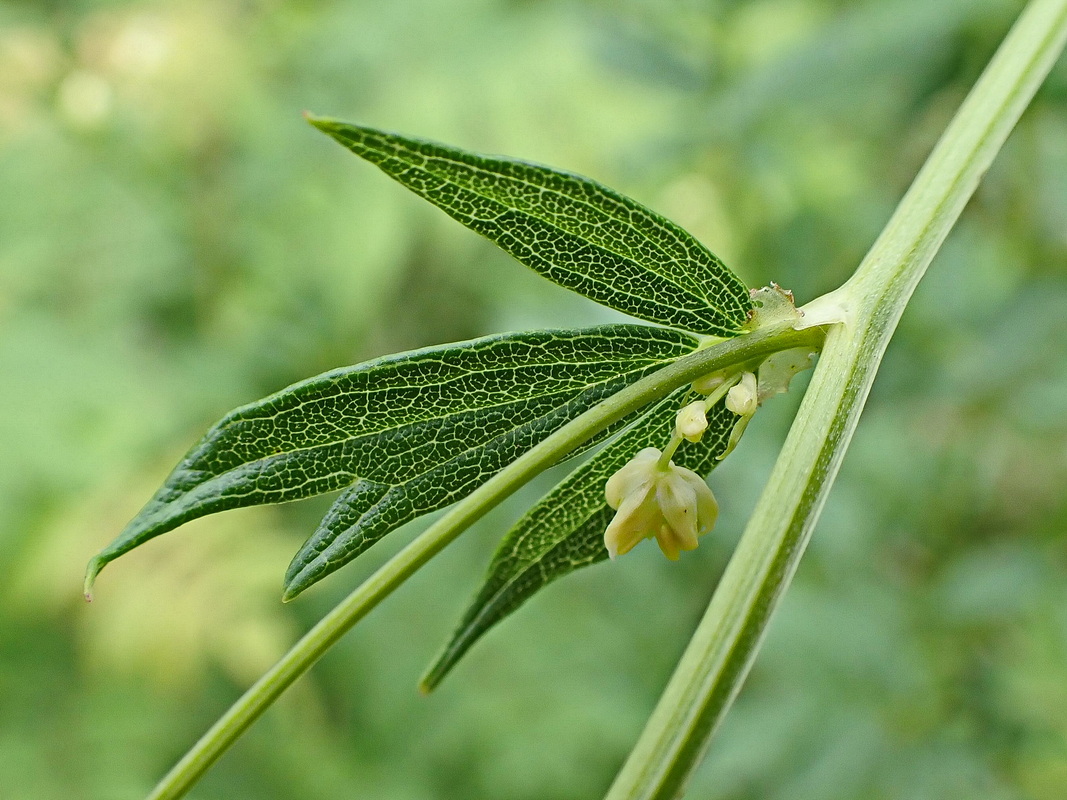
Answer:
[
  {"left": 146, "top": 321, "right": 824, "bottom": 800},
  {"left": 656, "top": 432, "right": 685, "bottom": 470},
  {"left": 606, "top": 2, "right": 1067, "bottom": 798},
  {"left": 698, "top": 375, "right": 737, "bottom": 412}
]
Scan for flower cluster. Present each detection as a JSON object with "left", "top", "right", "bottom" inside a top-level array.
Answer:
[{"left": 602, "top": 301, "right": 818, "bottom": 561}]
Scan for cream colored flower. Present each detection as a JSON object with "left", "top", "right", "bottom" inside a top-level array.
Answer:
[
  {"left": 604, "top": 448, "right": 718, "bottom": 561},
  {"left": 675, "top": 402, "right": 709, "bottom": 442},
  {"left": 725, "top": 371, "right": 758, "bottom": 417}
]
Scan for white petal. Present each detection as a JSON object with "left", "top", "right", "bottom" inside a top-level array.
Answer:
[{"left": 756, "top": 348, "right": 815, "bottom": 402}]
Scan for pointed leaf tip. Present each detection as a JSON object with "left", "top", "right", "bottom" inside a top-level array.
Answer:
[
  {"left": 280, "top": 585, "right": 299, "bottom": 604},
  {"left": 304, "top": 112, "right": 332, "bottom": 131},
  {"left": 83, "top": 555, "right": 105, "bottom": 601}
]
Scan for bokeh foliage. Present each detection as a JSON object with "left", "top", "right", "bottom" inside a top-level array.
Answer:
[{"left": 1, "top": 0, "right": 1066, "bottom": 798}]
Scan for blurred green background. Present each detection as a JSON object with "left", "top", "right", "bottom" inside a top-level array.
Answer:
[{"left": 2, "top": 0, "right": 1067, "bottom": 797}]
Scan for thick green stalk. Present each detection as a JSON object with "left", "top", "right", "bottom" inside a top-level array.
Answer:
[
  {"left": 145, "top": 322, "right": 822, "bottom": 800},
  {"left": 605, "top": 2, "right": 1067, "bottom": 798}
]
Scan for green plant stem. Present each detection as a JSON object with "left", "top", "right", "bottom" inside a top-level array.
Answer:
[
  {"left": 145, "top": 321, "right": 823, "bottom": 800},
  {"left": 605, "top": 2, "right": 1067, "bottom": 798}
]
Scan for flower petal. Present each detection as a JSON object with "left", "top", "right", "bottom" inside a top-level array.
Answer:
[
  {"left": 655, "top": 525, "right": 683, "bottom": 561},
  {"left": 604, "top": 482, "right": 658, "bottom": 559},
  {"left": 656, "top": 475, "right": 700, "bottom": 552},
  {"left": 604, "top": 447, "right": 660, "bottom": 509},
  {"left": 672, "top": 465, "right": 719, "bottom": 535}
]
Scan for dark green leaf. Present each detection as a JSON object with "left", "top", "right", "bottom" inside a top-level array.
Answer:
[
  {"left": 87, "top": 326, "right": 700, "bottom": 594},
  {"left": 307, "top": 116, "right": 752, "bottom": 336},
  {"left": 421, "top": 387, "right": 739, "bottom": 690}
]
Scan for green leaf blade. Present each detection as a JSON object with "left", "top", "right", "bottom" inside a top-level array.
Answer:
[
  {"left": 307, "top": 117, "right": 752, "bottom": 336},
  {"left": 421, "top": 387, "right": 739, "bottom": 690},
  {"left": 88, "top": 326, "right": 700, "bottom": 594},
  {"left": 281, "top": 367, "right": 655, "bottom": 599}
]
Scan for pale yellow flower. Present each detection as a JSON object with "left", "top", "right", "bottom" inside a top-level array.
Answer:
[
  {"left": 725, "top": 371, "right": 758, "bottom": 417},
  {"left": 675, "top": 402, "right": 709, "bottom": 442},
  {"left": 604, "top": 448, "right": 718, "bottom": 561}
]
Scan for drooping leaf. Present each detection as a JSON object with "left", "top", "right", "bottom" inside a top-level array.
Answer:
[
  {"left": 307, "top": 116, "right": 752, "bottom": 337},
  {"left": 87, "top": 326, "right": 701, "bottom": 595},
  {"left": 421, "top": 387, "right": 739, "bottom": 690}
]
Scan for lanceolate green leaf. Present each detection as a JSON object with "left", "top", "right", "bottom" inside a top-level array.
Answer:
[
  {"left": 87, "top": 326, "right": 701, "bottom": 594},
  {"left": 307, "top": 116, "right": 752, "bottom": 337},
  {"left": 421, "top": 387, "right": 739, "bottom": 691}
]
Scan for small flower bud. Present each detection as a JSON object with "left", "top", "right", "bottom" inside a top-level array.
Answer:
[
  {"left": 692, "top": 371, "right": 727, "bottom": 395},
  {"left": 675, "top": 402, "right": 709, "bottom": 443},
  {"left": 725, "top": 371, "right": 758, "bottom": 417},
  {"left": 604, "top": 448, "right": 718, "bottom": 561}
]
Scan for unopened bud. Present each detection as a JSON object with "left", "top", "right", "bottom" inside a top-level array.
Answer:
[
  {"left": 725, "top": 371, "right": 758, "bottom": 417},
  {"left": 675, "top": 402, "right": 709, "bottom": 442},
  {"left": 692, "top": 371, "right": 727, "bottom": 395}
]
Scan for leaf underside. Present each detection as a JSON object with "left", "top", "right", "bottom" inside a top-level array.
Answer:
[
  {"left": 307, "top": 116, "right": 752, "bottom": 337},
  {"left": 87, "top": 326, "right": 701, "bottom": 596},
  {"left": 421, "top": 386, "right": 739, "bottom": 690}
]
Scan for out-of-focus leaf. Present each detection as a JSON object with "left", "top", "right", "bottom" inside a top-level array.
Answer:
[
  {"left": 421, "top": 387, "right": 739, "bottom": 690},
  {"left": 307, "top": 116, "right": 752, "bottom": 336},
  {"left": 87, "top": 326, "right": 701, "bottom": 595}
]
